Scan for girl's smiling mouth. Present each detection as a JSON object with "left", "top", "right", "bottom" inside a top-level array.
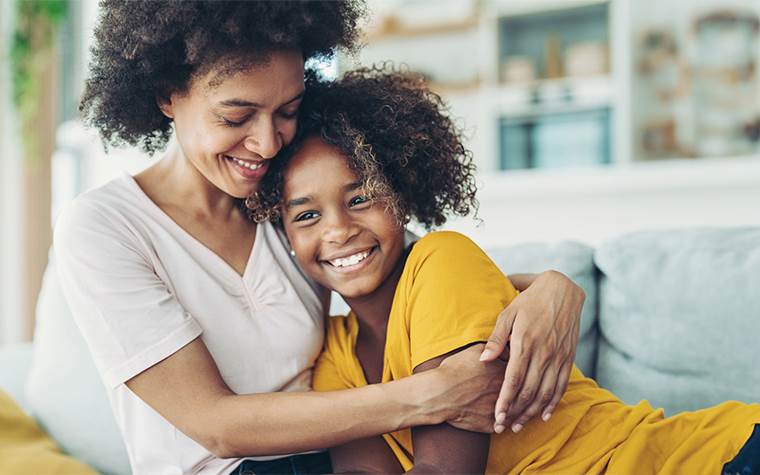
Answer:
[{"left": 321, "top": 246, "right": 378, "bottom": 273}]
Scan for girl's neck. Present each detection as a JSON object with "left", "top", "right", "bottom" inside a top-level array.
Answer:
[{"left": 344, "top": 247, "right": 409, "bottom": 344}]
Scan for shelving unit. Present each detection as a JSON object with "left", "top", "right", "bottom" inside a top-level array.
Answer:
[
  {"left": 342, "top": 0, "right": 760, "bottom": 248},
  {"left": 346, "top": 0, "right": 619, "bottom": 172}
]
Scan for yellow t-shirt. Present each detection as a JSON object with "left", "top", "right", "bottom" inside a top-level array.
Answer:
[{"left": 313, "top": 231, "right": 760, "bottom": 474}]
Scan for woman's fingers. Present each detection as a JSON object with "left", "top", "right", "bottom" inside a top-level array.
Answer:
[
  {"left": 542, "top": 359, "right": 572, "bottom": 421},
  {"left": 509, "top": 355, "right": 559, "bottom": 431},
  {"left": 493, "top": 331, "right": 526, "bottom": 431},
  {"left": 481, "top": 306, "right": 517, "bottom": 362},
  {"left": 503, "top": 340, "right": 545, "bottom": 431}
]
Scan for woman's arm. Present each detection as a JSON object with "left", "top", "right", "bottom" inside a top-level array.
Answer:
[
  {"left": 481, "top": 270, "right": 585, "bottom": 433},
  {"left": 125, "top": 338, "right": 504, "bottom": 458}
]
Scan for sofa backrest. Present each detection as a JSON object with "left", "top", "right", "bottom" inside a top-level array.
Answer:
[{"left": 594, "top": 228, "right": 760, "bottom": 415}]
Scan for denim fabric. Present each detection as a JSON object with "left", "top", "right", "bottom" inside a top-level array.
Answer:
[
  {"left": 232, "top": 452, "right": 332, "bottom": 475},
  {"left": 724, "top": 425, "right": 760, "bottom": 475}
]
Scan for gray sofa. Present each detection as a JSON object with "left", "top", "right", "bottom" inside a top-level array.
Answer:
[{"left": 1, "top": 227, "right": 758, "bottom": 475}]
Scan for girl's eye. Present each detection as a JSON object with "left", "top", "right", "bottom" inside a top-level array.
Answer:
[
  {"left": 294, "top": 210, "right": 320, "bottom": 222},
  {"left": 349, "top": 195, "right": 371, "bottom": 207}
]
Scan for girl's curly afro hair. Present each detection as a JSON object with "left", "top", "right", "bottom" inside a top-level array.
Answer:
[
  {"left": 248, "top": 65, "right": 478, "bottom": 230},
  {"left": 80, "top": 0, "right": 366, "bottom": 154}
]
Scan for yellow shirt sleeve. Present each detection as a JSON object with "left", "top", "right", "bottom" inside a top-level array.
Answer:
[{"left": 398, "top": 231, "right": 520, "bottom": 370}]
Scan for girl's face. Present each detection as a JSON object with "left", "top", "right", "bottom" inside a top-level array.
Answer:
[
  {"left": 158, "top": 49, "right": 305, "bottom": 198},
  {"left": 282, "top": 136, "right": 406, "bottom": 299}
]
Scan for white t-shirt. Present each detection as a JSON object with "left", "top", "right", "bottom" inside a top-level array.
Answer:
[{"left": 54, "top": 174, "right": 327, "bottom": 475}]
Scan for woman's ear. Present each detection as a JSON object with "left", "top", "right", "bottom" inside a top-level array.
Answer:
[{"left": 156, "top": 93, "right": 174, "bottom": 119}]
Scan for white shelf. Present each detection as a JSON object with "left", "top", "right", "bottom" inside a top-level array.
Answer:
[
  {"left": 477, "top": 154, "right": 760, "bottom": 199},
  {"left": 484, "top": 0, "right": 610, "bottom": 19},
  {"left": 491, "top": 75, "right": 614, "bottom": 118}
]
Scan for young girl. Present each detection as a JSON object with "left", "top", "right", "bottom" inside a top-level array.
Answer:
[{"left": 249, "top": 67, "right": 760, "bottom": 474}]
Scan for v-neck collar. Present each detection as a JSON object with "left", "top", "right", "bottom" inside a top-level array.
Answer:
[
  {"left": 345, "top": 311, "right": 396, "bottom": 386},
  {"left": 122, "top": 173, "right": 259, "bottom": 281}
]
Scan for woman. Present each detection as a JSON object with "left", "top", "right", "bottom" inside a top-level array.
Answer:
[{"left": 55, "top": 2, "right": 585, "bottom": 474}]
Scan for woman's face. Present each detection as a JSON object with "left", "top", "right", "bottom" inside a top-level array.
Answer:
[
  {"left": 159, "top": 49, "right": 305, "bottom": 198},
  {"left": 281, "top": 136, "right": 406, "bottom": 299}
]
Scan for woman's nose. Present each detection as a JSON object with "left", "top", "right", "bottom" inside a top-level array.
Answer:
[{"left": 244, "top": 116, "right": 282, "bottom": 159}]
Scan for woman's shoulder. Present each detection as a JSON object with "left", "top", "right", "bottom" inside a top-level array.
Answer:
[
  {"left": 57, "top": 175, "right": 140, "bottom": 225},
  {"left": 54, "top": 175, "right": 148, "bottom": 252}
]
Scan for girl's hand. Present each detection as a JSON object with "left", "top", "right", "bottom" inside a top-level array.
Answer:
[
  {"left": 480, "top": 270, "right": 584, "bottom": 433},
  {"left": 431, "top": 344, "right": 506, "bottom": 433}
]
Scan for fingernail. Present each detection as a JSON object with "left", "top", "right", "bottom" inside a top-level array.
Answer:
[
  {"left": 511, "top": 423, "right": 523, "bottom": 433},
  {"left": 494, "top": 424, "right": 505, "bottom": 434},
  {"left": 542, "top": 412, "right": 552, "bottom": 422},
  {"left": 479, "top": 349, "right": 494, "bottom": 361},
  {"left": 495, "top": 412, "right": 507, "bottom": 424}
]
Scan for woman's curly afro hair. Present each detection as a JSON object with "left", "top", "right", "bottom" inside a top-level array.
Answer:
[
  {"left": 80, "top": 0, "right": 366, "bottom": 154},
  {"left": 248, "top": 65, "right": 478, "bottom": 230}
]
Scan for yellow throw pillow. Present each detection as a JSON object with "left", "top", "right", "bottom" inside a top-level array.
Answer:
[{"left": 0, "top": 389, "right": 97, "bottom": 474}]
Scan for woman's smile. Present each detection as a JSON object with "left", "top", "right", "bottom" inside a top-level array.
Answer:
[{"left": 223, "top": 154, "right": 270, "bottom": 181}]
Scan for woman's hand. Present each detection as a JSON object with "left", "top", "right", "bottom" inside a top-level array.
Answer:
[
  {"left": 480, "top": 270, "right": 585, "bottom": 434},
  {"left": 431, "top": 344, "right": 506, "bottom": 433}
]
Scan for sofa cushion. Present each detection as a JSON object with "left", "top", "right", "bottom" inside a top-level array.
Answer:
[
  {"left": 487, "top": 241, "right": 598, "bottom": 377},
  {"left": 595, "top": 228, "right": 760, "bottom": 415},
  {"left": 0, "top": 343, "right": 33, "bottom": 412},
  {"left": 0, "top": 389, "right": 97, "bottom": 475},
  {"left": 26, "top": 253, "right": 131, "bottom": 475}
]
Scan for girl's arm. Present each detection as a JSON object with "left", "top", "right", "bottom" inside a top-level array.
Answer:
[
  {"left": 483, "top": 270, "right": 585, "bottom": 433},
  {"left": 326, "top": 348, "right": 491, "bottom": 475},
  {"left": 125, "top": 338, "right": 504, "bottom": 458}
]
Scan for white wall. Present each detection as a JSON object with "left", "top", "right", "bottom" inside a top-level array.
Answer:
[{"left": 444, "top": 156, "right": 760, "bottom": 248}]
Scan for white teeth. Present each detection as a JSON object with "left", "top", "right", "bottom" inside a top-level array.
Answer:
[
  {"left": 329, "top": 249, "right": 371, "bottom": 268},
  {"left": 228, "top": 156, "right": 263, "bottom": 170}
]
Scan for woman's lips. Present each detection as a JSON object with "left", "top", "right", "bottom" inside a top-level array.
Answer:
[{"left": 224, "top": 154, "right": 269, "bottom": 180}]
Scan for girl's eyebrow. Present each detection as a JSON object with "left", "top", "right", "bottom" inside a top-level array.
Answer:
[
  {"left": 285, "top": 181, "right": 362, "bottom": 209},
  {"left": 286, "top": 196, "right": 311, "bottom": 209},
  {"left": 345, "top": 181, "right": 362, "bottom": 191},
  {"left": 217, "top": 90, "right": 305, "bottom": 109}
]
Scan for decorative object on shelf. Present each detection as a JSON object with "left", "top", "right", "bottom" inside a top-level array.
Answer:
[
  {"left": 564, "top": 42, "right": 608, "bottom": 77},
  {"left": 636, "top": 29, "right": 690, "bottom": 158},
  {"left": 501, "top": 56, "right": 537, "bottom": 84},
  {"left": 691, "top": 9, "right": 759, "bottom": 157},
  {"left": 544, "top": 34, "right": 563, "bottom": 79}
]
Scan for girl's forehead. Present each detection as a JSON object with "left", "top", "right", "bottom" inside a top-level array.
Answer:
[{"left": 284, "top": 138, "right": 355, "bottom": 192}]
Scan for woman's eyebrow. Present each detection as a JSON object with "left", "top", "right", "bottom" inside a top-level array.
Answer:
[{"left": 217, "top": 90, "right": 305, "bottom": 109}]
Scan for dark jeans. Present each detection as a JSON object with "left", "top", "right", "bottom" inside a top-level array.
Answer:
[
  {"left": 232, "top": 452, "right": 332, "bottom": 475},
  {"left": 724, "top": 424, "right": 760, "bottom": 475}
]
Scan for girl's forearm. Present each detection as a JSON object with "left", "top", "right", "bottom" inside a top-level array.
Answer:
[{"left": 213, "top": 370, "right": 446, "bottom": 458}]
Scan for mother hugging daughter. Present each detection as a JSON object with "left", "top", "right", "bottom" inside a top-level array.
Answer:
[
  {"left": 57, "top": 2, "right": 586, "bottom": 474},
  {"left": 247, "top": 67, "right": 760, "bottom": 474}
]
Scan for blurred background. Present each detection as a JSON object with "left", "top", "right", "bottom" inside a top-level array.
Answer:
[{"left": 1, "top": 0, "right": 759, "bottom": 344}]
